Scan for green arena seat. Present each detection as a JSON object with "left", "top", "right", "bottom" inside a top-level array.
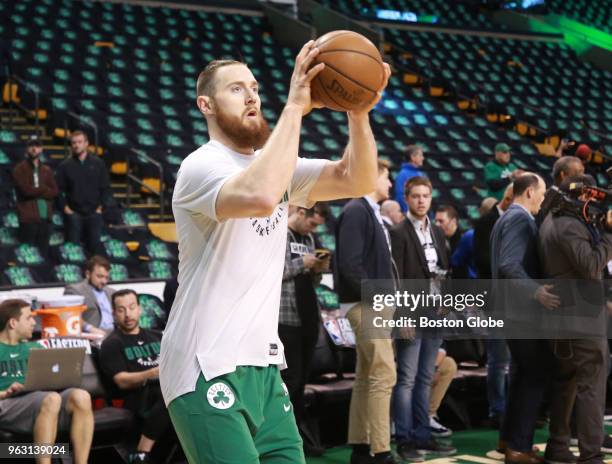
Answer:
[
  {"left": 3, "top": 266, "right": 37, "bottom": 287},
  {"left": 53, "top": 264, "right": 83, "bottom": 284}
]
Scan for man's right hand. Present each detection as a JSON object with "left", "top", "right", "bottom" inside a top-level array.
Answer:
[
  {"left": 286, "top": 40, "right": 325, "bottom": 116},
  {"left": 2, "top": 382, "right": 24, "bottom": 399},
  {"left": 535, "top": 284, "right": 561, "bottom": 310},
  {"left": 302, "top": 254, "right": 319, "bottom": 269},
  {"left": 64, "top": 205, "right": 73, "bottom": 215}
]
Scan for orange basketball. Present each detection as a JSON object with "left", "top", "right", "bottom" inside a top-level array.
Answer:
[{"left": 310, "top": 30, "right": 385, "bottom": 112}]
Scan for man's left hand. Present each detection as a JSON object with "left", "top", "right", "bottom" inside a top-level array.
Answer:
[
  {"left": 347, "top": 62, "right": 391, "bottom": 118},
  {"left": 313, "top": 256, "right": 331, "bottom": 273}
]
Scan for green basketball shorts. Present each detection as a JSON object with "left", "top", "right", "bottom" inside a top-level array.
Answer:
[{"left": 168, "top": 365, "right": 304, "bottom": 464}]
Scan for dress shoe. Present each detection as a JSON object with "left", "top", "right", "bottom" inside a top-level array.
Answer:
[
  {"left": 506, "top": 448, "right": 545, "bottom": 464},
  {"left": 544, "top": 447, "right": 577, "bottom": 464}
]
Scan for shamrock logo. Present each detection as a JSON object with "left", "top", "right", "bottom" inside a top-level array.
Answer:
[
  {"left": 206, "top": 382, "right": 235, "bottom": 410},
  {"left": 214, "top": 391, "right": 229, "bottom": 405}
]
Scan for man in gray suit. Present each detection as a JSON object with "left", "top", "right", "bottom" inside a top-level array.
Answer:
[
  {"left": 490, "top": 173, "right": 559, "bottom": 464},
  {"left": 64, "top": 255, "right": 115, "bottom": 336},
  {"left": 539, "top": 175, "right": 612, "bottom": 464}
]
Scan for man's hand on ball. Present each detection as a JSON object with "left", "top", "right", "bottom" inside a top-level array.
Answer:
[
  {"left": 286, "top": 40, "right": 325, "bottom": 116},
  {"left": 347, "top": 62, "right": 392, "bottom": 118}
]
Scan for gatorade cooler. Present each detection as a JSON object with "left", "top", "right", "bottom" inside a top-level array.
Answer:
[{"left": 35, "top": 295, "right": 87, "bottom": 337}]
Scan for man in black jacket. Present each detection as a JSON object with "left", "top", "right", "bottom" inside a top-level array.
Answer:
[
  {"left": 335, "top": 160, "right": 398, "bottom": 464},
  {"left": 390, "top": 176, "right": 456, "bottom": 461},
  {"left": 536, "top": 156, "right": 584, "bottom": 226},
  {"left": 55, "top": 130, "right": 111, "bottom": 255},
  {"left": 474, "top": 183, "right": 514, "bottom": 279},
  {"left": 538, "top": 175, "right": 612, "bottom": 464}
]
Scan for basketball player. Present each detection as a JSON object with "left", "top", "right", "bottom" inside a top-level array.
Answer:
[{"left": 159, "top": 41, "right": 390, "bottom": 463}]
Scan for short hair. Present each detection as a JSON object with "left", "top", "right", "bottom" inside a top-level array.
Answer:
[
  {"left": 70, "top": 130, "right": 88, "bottom": 142},
  {"left": 406, "top": 145, "right": 422, "bottom": 162},
  {"left": 111, "top": 289, "right": 139, "bottom": 311},
  {"left": 513, "top": 173, "right": 541, "bottom": 197},
  {"left": 404, "top": 176, "right": 432, "bottom": 196},
  {"left": 0, "top": 299, "right": 29, "bottom": 331},
  {"left": 377, "top": 159, "right": 391, "bottom": 173},
  {"left": 298, "top": 202, "right": 330, "bottom": 219},
  {"left": 85, "top": 255, "right": 110, "bottom": 273},
  {"left": 479, "top": 197, "right": 497, "bottom": 216},
  {"left": 552, "top": 156, "right": 582, "bottom": 184},
  {"left": 436, "top": 205, "right": 459, "bottom": 222},
  {"left": 196, "top": 59, "right": 244, "bottom": 97},
  {"left": 380, "top": 199, "right": 400, "bottom": 215}
]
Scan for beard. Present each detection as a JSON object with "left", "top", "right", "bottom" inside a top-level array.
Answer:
[{"left": 213, "top": 99, "right": 271, "bottom": 150}]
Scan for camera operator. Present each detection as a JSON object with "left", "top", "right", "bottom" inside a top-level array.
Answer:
[
  {"left": 537, "top": 156, "right": 584, "bottom": 226},
  {"left": 538, "top": 175, "right": 612, "bottom": 464}
]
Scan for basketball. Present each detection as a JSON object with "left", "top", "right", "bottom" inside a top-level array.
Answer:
[{"left": 310, "top": 30, "right": 385, "bottom": 112}]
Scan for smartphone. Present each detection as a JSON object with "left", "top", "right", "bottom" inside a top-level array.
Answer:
[{"left": 315, "top": 249, "right": 330, "bottom": 259}]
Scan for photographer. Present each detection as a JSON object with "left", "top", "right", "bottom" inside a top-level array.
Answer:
[
  {"left": 538, "top": 175, "right": 612, "bottom": 464},
  {"left": 537, "top": 156, "right": 584, "bottom": 225}
]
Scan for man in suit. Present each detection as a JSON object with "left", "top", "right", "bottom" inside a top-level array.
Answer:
[
  {"left": 390, "top": 176, "right": 456, "bottom": 461},
  {"left": 490, "top": 173, "right": 559, "bottom": 464},
  {"left": 64, "top": 255, "right": 115, "bottom": 336},
  {"left": 473, "top": 183, "right": 513, "bottom": 427},
  {"left": 539, "top": 175, "right": 612, "bottom": 464},
  {"left": 335, "top": 160, "right": 399, "bottom": 464}
]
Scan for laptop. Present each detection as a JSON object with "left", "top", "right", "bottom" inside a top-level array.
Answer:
[{"left": 23, "top": 347, "right": 86, "bottom": 392}]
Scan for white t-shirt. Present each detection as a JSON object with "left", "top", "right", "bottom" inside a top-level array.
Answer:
[{"left": 159, "top": 140, "right": 326, "bottom": 406}]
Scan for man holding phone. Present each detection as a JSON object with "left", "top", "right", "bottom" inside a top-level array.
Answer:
[{"left": 279, "top": 203, "right": 330, "bottom": 455}]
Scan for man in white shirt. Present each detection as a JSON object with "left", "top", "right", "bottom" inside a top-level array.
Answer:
[{"left": 160, "top": 41, "right": 390, "bottom": 464}]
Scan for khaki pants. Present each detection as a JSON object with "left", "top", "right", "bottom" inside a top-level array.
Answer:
[
  {"left": 346, "top": 303, "right": 397, "bottom": 454},
  {"left": 429, "top": 356, "right": 457, "bottom": 416}
]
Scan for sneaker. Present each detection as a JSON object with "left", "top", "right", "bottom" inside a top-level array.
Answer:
[
  {"left": 569, "top": 438, "right": 578, "bottom": 447},
  {"left": 544, "top": 447, "right": 577, "bottom": 464},
  {"left": 601, "top": 435, "right": 612, "bottom": 454},
  {"left": 396, "top": 442, "right": 425, "bottom": 462},
  {"left": 430, "top": 416, "right": 453, "bottom": 438},
  {"left": 416, "top": 439, "right": 457, "bottom": 456},
  {"left": 129, "top": 452, "right": 151, "bottom": 463}
]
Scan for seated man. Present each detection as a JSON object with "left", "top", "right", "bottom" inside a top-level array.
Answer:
[
  {"left": 0, "top": 299, "right": 93, "bottom": 464},
  {"left": 99, "top": 289, "right": 170, "bottom": 464},
  {"left": 64, "top": 255, "right": 115, "bottom": 336}
]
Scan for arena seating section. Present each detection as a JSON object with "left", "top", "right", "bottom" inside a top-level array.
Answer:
[
  {"left": 2, "top": 0, "right": 611, "bottom": 287},
  {"left": 547, "top": 0, "right": 611, "bottom": 34}
]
